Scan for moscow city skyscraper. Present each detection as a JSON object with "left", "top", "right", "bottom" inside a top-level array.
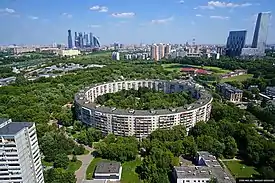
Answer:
[
  {"left": 226, "top": 30, "right": 247, "bottom": 57},
  {"left": 252, "top": 12, "right": 271, "bottom": 53},
  {"left": 67, "top": 30, "right": 73, "bottom": 49}
]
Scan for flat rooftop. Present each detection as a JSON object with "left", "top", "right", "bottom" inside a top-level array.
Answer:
[
  {"left": 174, "top": 151, "right": 235, "bottom": 183},
  {"left": 95, "top": 162, "right": 121, "bottom": 174},
  {"left": 0, "top": 122, "right": 33, "bottom": 135}
]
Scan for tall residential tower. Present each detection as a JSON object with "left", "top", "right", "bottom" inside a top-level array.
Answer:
[
  {"left": 0, "top": 119, "right": 44, "bottom": 183},
  {"left": 252, "top": 12, "right": 271, "bottom": 54}
]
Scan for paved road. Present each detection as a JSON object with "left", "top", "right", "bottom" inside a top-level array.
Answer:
[{"left": 69, "top": 145, "right": 94, "bottom": 183}]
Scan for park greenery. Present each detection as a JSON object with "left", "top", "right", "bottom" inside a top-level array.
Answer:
[
  {"left": 96, "top": 87, "right": 195, "bottom": 110},
  {"left": 0, "top": 54, "right": 275, "bottom": 182}
]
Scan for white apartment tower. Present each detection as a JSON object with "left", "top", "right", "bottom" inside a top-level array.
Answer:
[
  {"left": 0, "top": 119, "right": 44, "bottom": 183},
  {"left": 158, "top": 43, "right": 165, "bottom": 59},
  {"left": 150, "top": 44, "right": 160, "bottom": 61}
]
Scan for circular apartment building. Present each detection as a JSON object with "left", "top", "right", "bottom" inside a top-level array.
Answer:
[{"left": 74, "top": 79, "right": 212, "bottom": 138}]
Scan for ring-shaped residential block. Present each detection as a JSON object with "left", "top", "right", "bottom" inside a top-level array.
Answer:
[{"left": 74, "top": 79, "right": 213, "bottom": 138}]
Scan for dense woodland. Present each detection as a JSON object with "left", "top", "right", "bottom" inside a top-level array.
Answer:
[
  {"left": 96, "top": 87, "right": 194, "bottom": 110},
  {"left": 0, "top": 55, "right": 275, "bottom": 182}
]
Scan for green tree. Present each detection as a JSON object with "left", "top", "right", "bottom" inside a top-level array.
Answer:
[
  {"left": 53, "top": 153, "right": 69, "bottom": 169},
  {"left": 44, "top": 168, "right": 76, "bottom": 183},
  {"left": 223, "top": 136, "right": 238, "bottom": 159}
]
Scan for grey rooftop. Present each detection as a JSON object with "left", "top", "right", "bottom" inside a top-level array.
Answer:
[
  {"left": 0, "top": 122, "right": 33, "bottom": 135},
  {"left": 95, "top": 162, "right": 121, "bottom": 174}
]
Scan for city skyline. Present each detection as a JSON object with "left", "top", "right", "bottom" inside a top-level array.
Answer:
[{"left": 0, "top": 0, "right": 274, "bottom": 45}]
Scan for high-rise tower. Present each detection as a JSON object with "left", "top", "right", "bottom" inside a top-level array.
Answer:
[
  {"left": 226, "top": 30, "right": 247, "bottom": 57},
  {"left": 252, "top": 12, "right": 271, "bottom": 53},
  {"left": 67, "top": 30, "right": 73, "bottom": 49},
  {"left": 89, "top": 33, "right": 94, "bottom": 47},
  {"left": 0, "top": 119, "right": 44, "bottom": 183},
  {"left": 151, "top": 44, "right": 159, "bottom": 61}
]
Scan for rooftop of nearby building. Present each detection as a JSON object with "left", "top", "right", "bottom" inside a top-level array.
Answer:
[
  {"left": 0, "top": 122, "right": 33, "bottom": 135},
  {"left": 217, "top": 83, "right": 242, "bottom": 93},
  {"left": 0, "top": 118, "right": 9, "bottom": 125},
  {"left": 174, "top": 151, "right": 235, "bottom": 183},
  {"left": 95, "top": 162, "right": 121, "bottom": 174}
]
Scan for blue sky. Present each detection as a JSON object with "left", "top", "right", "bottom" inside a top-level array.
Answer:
[{"left": 0, "top": 0, "right": 274, "bottom": 45}]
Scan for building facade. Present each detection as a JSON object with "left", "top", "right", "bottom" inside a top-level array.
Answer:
[
  {"left": 226, "top": 30, "right": 247, "bottom": 57},
  {"left": 216, "top": 83, "right": 243, "bottom": 103},
  {"left": 252, "top": 12, "right": 271, "bottom": 54},
  {"left": 74, "top": 80, "right": 213, "bottom": 138},
  {"left": 0, "top": 119, "right": 44, "bottom": 183}
]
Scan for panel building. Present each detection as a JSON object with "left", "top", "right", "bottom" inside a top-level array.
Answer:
[
  {"left": 226, "top": 30, "right": 247, "bottom": 57},
  {"left": 0, "top": 119, "right": 44, "bottom": 183}
]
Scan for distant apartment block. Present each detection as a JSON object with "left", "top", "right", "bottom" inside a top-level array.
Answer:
[
  {"left": 220, "top": 70, "right": 247, "bottom": 79},
  {"left": 0, "top": 119, "right": 44, "bottom": 183},
  {"left": 56, "top": 49, "right": 81, "bottom": 57},
  {"left": 216, "top": 83, "right": 243, "bottom": 102},
  {"left": 226, "top": 30, "right": 247, "bottom": 57},
  {"left": 173, "top": 151, "right": 234, "bottom": 183},
  {"left": 112, "top": 52, "right": 120, "bottom": 60}
]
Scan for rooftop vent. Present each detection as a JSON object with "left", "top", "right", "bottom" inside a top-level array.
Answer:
[
  {"left": 79, "top": 97, "right": 84, "bottom": 100},
  {"left": 129, "top": 109, "right": 135, "bottom": 114},
  {"left": 95, "top": 105, "right": 101, "bottom": 108},
  {"left": 84, "top": 101, "right": 89, "bottom": 104},
  {"left": 111, "top": 107, "right": 116, "bottom": 111}
]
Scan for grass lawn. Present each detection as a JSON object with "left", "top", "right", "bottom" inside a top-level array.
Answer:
[
  {"left": 86, "top": 158, "right": 111, "bottom": 180},
  {"left": 42, "top": 160, "right": 53, "bottom": 167},
  {"left": 223, "top": 160, "right": 259, "bottom": 178},
  {"left": 221, "top": 74, "right": 253, "bottom": 83},
  {"left": 162, "top": 63, "right": 183, "bottom": 72},
  {"left": 67, "top": 160, "right": 82, "bottom": 173},
  {"left": 162, "top": 63, "right": 231, "bottom": 75},
  {"left": 121, "top": 159, "right": 142, "bottom": 183},
  {"left": 201, "top": 66, "right": 231, "bottom": 74}
]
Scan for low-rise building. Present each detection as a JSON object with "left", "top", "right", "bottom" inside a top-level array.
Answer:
[
  {"left": 216, "top": 83, "right": 243, "bottom": 102},
  {"left": 173, "top": 151, "right": 234, "bottom": 183},
  {"left": 94, "top": 162, "right": 122, "bottom": 181},
  {"left": 56, "top": 49, "right": 81, "bottom": 57}
]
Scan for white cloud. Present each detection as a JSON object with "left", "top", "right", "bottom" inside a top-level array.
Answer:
[
  {"left": 111, "top": 12, "right": 135, "bottom": 18},
  {"left": 89, "top": 24, "right": 101, "bottom": 28},
  {"left": 179, "top": 0, "right": 184, "bottom": 4},
  {"left": 196, "top": 14, "right": 203, "bottom": 17},
  {"left": 90, "top": 5, "right": 108, "bottom": 13},
  {"left": 210, "top": 15, "right": 230, "bottom": 20},
  {"left": 0, "top": 8, "right": 15, "bottom": 14},
  {"left": 62, "top": 13, "right": 72, "bottom": 18},
  {"left": 28, "top": 16, "right": 39, "bottom": 20},
  {"left": 151, "top": 16, "right": 174, "bottom": 24},
  {"left": 198, "top": 1, "right": 253, "bottom": 9}
]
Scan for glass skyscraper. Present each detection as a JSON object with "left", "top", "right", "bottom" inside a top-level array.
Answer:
[
  {"left": 67, "top": 30, "right": 73, "bottom": 49},
  {"left": 226, "top": 30, "right": 247, "bottom": 57},
  {"left": 252, "top": 12, "right": 271, "bottom": 53}
]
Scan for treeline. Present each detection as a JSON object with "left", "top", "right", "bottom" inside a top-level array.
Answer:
[{"left": 96, "top": 87, "right": 194, "bottom": 110}]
